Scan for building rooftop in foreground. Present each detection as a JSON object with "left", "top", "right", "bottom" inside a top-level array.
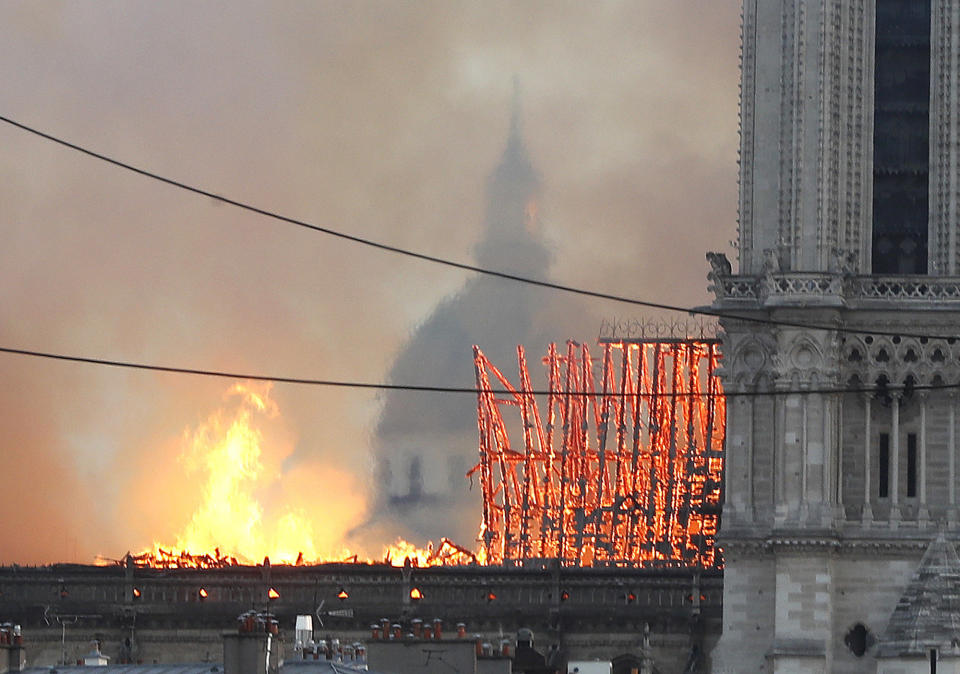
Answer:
[
  {"left": 18, "top": 664, "right": 379, "bottom": 674},
  {"left": 20, "top": 667, "right": 225, "bottom": 674}
]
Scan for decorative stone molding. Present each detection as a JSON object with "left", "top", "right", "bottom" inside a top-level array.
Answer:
[
  {"left": 768, "top": 536, "right": 843, "bottom": 553},
  {"left": 778, "top": 0, "right": 801, "bottom": 269},
  {"left": 718, "top": 533, "right": 933, "bottom": 556},
  {"left": 714, "top": 535, "right": 772, "bottom": 556},
  {"left": 760, "top": 274, "right": 845, "bottom": 305},
  {"left": 841, "top": 0, "right": 869, "bottom": 267},
  {"left": 736, "top": 1, "right": 872, "bottom": 274},
  {"left": 718, "top": 331, "right": 778, "bottom": 389},
  {"left": 738, "top": 2, "right": 756, "bottom": 274},
  {"left": 714, "top": 276, "right": 757, "bottom": 300},
  {"left": 840, "top": 333, "right": 960, "bottom": 388},
  {"left": 713, "top": 272, "right": 960, "bottom": 306},
  {"left": 771, "top": 328, "right": 841, "bottom": 387},
  {"left": 853, "top": 276, "right": 960, "bottom": 301},
  {"left": 931, "top": 0, "right": 960, "bottom": 275}
]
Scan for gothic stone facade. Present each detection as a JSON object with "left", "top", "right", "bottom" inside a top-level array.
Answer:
[{"left": 712, "top": 1, "right": 960, "bottom": 672}]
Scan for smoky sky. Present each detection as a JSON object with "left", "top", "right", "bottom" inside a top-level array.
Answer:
[{"left": 0, "top": 1, "right": 740, "bottom": 563}]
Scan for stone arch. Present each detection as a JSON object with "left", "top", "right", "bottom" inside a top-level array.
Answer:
[
  {"left": 728, "top": 335, "right": 772, "bottom": 377},
  {"left": 788, "top": 334, "right": 824, "bottom": 372}
]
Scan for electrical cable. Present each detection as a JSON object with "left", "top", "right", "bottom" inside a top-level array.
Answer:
[
  {"left": 0, "top": 343, "right": 952, "bottom": 398},
  {"left": 4, "top": 114, "right": 960, "bottom": 343}
]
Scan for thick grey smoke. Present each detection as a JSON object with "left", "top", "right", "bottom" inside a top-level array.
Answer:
[
  {"left": 362, "top": 95, "right": 559, "bottom": 546},
  {"left": 0, "top": 1, "right": 741, "bottom": 563}
]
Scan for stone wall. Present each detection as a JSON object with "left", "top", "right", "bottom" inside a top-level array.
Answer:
[{"left": 0, "top": 563, "right": 719, "bottom": 673}]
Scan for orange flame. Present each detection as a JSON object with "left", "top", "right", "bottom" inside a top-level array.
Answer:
[
  {"left": 471, "top": 340, "right": 725, "bottom": 569},
  {"left": 122, "top": 336, "right": 725, "bottom": 574},
  {"left": 129, "top": 383, "right": 357, "bottom": 567},
  {"left": 124, "top": 382, "right": 480, "bottom": 569},
  {"left": 168, "top": 383, "right": 317, "bottom": 563},
  {"left": 381, "top": 537, "right": 478, "bottom": 567}
]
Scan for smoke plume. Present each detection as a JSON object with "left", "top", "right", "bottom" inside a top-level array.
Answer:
[{"left": 0, "top": 1, "right": 739, "bottom": 563}]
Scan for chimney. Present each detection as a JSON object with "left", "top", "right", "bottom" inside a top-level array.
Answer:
[
  {"left": 0, "top": 624, "right": 25, "bottom": 674},
  {"left": 293, "top": 615, "right": 312, "bottom": 656},
  {"left": 0, "top": 645, "right": 25, "bottom": 674},
  {"left": 223, "top": 613, "right": 283, "bottom": 674},
  {"left": 81, "top": 641, "right": 109, "bottom": 667}
]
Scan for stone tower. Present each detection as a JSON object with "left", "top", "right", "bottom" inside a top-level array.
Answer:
[{"left": 710, "top": 1, "right": 960, "bottom": 671}]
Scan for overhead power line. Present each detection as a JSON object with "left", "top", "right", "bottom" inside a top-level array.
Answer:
[
  {"left": 4, "top": 114, "right": 960, "bottom": 343},
  {"left": 0, "top": 343, "right": 954, "bottom": 398}
]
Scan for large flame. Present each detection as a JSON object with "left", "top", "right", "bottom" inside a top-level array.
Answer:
[
  {"left": 169, "top": 382, "right": 317, "bottom": 564},
  {"left": 125, "top": 382, "right": 479, "bottom": 569}
]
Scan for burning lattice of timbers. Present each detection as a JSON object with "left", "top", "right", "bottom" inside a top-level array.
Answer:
[{"left": 470, "top": 339, "right": 725, "bottom": 568}]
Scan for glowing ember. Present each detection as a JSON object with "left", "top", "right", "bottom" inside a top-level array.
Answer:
[
  {"left": 122, "top": 537, "right": 476, "bottom": 569},
  {"left": 381, "top": 537, "right": 477, "bottom": 567}
]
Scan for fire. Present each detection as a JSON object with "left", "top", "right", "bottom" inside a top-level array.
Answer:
[
  {"left": 125, "top": 536, "right": 478, "bottom": 569},
  {"left": 471, "top": 340, "right": 725, "bottom": 568},
  {"left": 123, "top": 381, "right": 481, "bottom": 569},
  {"left": 127, "top": 382, "right": 356, "bottom": 567},
  {"left": 121, "top": 332, "right": 723, "bottom": 574},
  {"left": 167, "top": 382, "right": 317, "bottom": 563},
  {"left": 381, "top": 538, "right": 478, "bottom": 567}
]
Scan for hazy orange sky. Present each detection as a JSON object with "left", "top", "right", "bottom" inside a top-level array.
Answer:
[{"left": 0, "top": 1, "right": 740, "bottom": 563}]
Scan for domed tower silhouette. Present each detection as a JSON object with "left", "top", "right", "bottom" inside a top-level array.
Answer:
[{"left": 367, "top": 84, "right": 552, "bottom": 545}]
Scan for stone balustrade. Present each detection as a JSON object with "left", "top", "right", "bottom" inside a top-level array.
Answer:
[{"left": 714, "top": 273, "right": 960, "bottom": 306}]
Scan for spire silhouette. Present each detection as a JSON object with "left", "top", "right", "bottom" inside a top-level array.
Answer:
[
  {"left": 492, "top": 76, "right": 536, "bottom": 187},
  {"left": 509, "top": 75, "right": 522, "bottom": 144},
  {"left": 477, "top": 79, "right": 546, "bottom": 274}
]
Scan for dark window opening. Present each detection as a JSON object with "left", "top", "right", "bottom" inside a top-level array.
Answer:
[
  {"left": 844, "top": 623, "right": 870, "bottom": 658},
  {"left": 907, "top": 433, "right": 918, "bottom": 498},
  {"left": 879, "top": 433, "right": 890, "bottom": 499},
  {"left": 931, "top": 647, "right": 938, "bottom": 674},
  {"left": 872, "top": 0, "right": 931, "bottom": 274}
]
